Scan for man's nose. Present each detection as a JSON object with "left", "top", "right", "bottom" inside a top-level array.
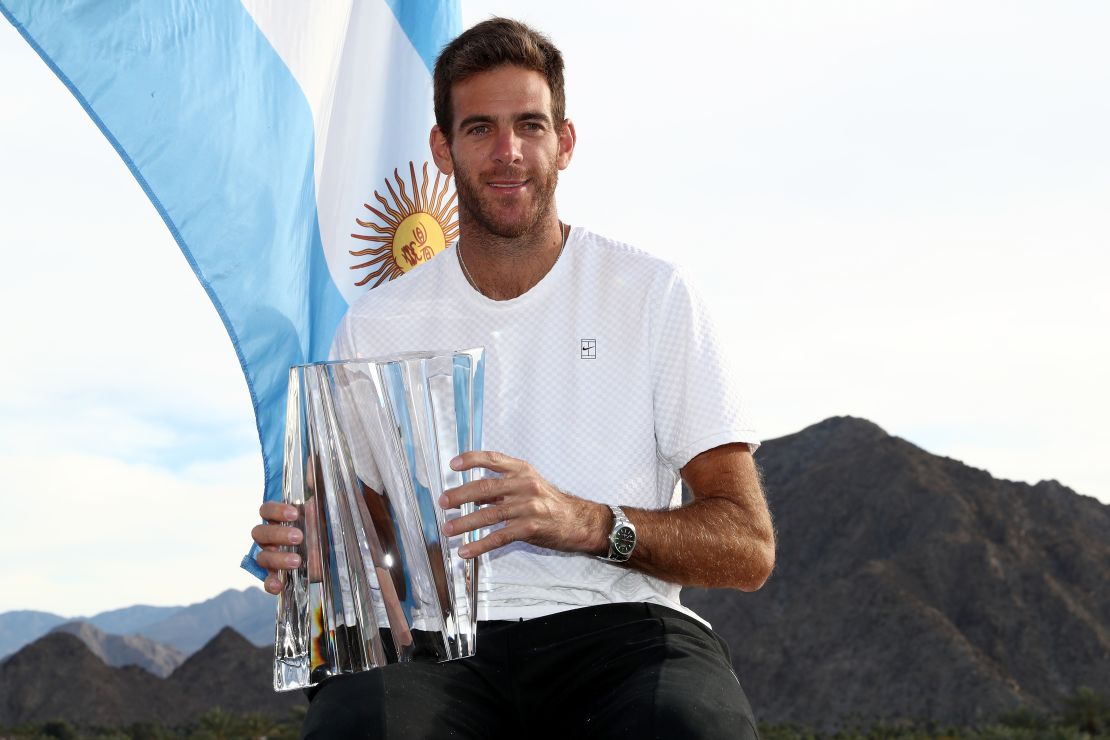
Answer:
[{"left": 492, "top": 129, "right": 522, "bottom": 165}]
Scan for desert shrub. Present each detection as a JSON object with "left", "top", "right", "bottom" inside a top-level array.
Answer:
[
  {"left": 1061, "top": 686, "right": 1109, "bottom": 736},
  {"left": 39, "top": 721, "right": 77, "bottom": 740}
]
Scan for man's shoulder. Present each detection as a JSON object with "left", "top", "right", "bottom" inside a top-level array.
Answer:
[{"left": 573, "top": 228, "right": 683, "bottom": 283}]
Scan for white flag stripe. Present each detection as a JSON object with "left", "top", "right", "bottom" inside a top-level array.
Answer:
[{"left": 245, "top": 0, "right": 441, "bottom": 307}]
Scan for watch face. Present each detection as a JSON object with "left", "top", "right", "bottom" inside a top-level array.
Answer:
[{"left": 613, "top": 526, "right": 636, "bottom": 555}]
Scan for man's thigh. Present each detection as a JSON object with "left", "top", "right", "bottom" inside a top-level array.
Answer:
[
  {"left": 525, "top": 606, "right": 759, "bottom": 739},
  {"left": 300, "top": 605, "right": 759, "bottom": 739},
  {"left": 301, "top": 657, "right": 510, "bottom": 739}
]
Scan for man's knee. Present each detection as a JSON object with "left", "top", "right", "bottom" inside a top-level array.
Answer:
[
  {"left": 651, "top": 617, "right": 761, "bottom": 739},
  {"left": 301, "top": 659, "right": 504, "bottom": 739},
  {"left": 302, "top": 670, "right": 385, "bottom": 739},
  {"left": 654, "top": 694, "right": 760, "bottom": 739}
]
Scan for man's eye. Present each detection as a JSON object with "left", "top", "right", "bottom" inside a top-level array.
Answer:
[{"left": 468, "top": 125, "right": 490, "bottom": 136}]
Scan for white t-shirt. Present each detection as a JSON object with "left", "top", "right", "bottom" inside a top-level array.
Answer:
[{"left": 331, "top": 227, "right": 758, "bottom": 622}]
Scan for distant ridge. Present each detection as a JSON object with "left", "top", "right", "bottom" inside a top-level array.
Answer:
[
  {"left": 0, "top": 587, "right": 274, "bottom": 660},
  {"left": 133, "top": 587, "right": 273, "bottom": 653},
  {"left": 0, "top": 611, "right": 66, "bottom": 658},
  {"left": 684, "top": 416, "right": 1110, "bottom": 728},
  {"left": 86, "top": 603, "right": 184, "bottom": 635},
  {"left": 50, "top": 621, "right": 185, "bottom": 678}
]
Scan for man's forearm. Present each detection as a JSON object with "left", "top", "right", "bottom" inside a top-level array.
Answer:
[
  {"left": 620, "top": 497, "right": 775, "bottom": 591},
  {"left": 588, "top": 444, "right": 775, "bottom": 591}
]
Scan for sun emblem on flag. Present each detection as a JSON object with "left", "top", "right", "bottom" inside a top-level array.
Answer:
[{"left": 350, "top": 162, "right": 459, "bottom": 288}]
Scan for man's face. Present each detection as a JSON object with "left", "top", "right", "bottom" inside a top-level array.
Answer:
[{"left": 431, "top": 65, "right": 575, "bottom": 239}]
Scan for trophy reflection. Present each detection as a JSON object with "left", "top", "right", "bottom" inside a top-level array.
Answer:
[{"left": 273, "top": 349, "right": 485, "bottom": 691}]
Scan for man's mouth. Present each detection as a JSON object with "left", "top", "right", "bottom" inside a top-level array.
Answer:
[{"left": 488, "top": 180, "right": 528, "bottom": 189}]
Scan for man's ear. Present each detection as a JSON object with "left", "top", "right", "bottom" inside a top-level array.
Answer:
[
  {"left": 557, "top": 119, "right": 577, "bottom": 171},
  {"left": 430, "top": 125, "right": 454, "bottom": 175}
]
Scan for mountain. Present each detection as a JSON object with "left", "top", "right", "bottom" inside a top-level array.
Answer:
[
  {"left": 133, "top": 587, "right": 274, "bottom": 653},
  {"left": 0, "top": 632, "right": 176, "bottom": 726},
  {"left": 86, "top": 603, "right": 184, "bottom": 635},
  {"left": 683, "top": 416, "right": 1110, "bottom": 728},
  {"left": 165, "top": 627, "right": 305, "bottom": 718},
  {"left": 0, "top": 610, "right": 66, "bottom": 658},
  {"left": 50, "top": 621, "right": 185, "bottom": 678},
  {"left": 0, "top": 628, "right": 303, "bottom": 727},
  {"left": 0, "top": 588, "right": 274, "bottom": 660}
]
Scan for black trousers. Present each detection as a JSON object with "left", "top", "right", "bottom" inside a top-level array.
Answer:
[{"left": 302, "top": 602, "right": 759, "bottom": 739}]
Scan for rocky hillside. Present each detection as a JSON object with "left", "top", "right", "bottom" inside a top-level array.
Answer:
[
  {"left": 684, "top": 416, "right": 1110, "bottom": 728},
  {"left": 164, "top": 627, "right": 302, "bottom": 718},
  {"left": 0, "top": 628, "right": 303, "bottom": 726},
  {"left": 0, "top": 633, "right": 179, "bottom": 726}
]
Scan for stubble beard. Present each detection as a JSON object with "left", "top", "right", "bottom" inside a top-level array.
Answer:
[{"left": 451, "top": 154, "right": 559, "bottom": 240}]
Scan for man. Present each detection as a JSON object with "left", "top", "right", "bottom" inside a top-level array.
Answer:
[{"left": 253, "top": 17, "right": 774, "bottom": 739}]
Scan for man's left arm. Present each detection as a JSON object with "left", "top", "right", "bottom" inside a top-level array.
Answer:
[
  {"left": 622, "top": 442, "right": 774, "bottom": 591},
  {"left": 440, "top": 442, "right": 775, "bottom": 592}
]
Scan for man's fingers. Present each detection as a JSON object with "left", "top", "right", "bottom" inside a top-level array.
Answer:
[
  {"left": 457, "top": 523, "right": 520, "bottom": 559},
  {"left": 252, "top": 522, "right": 304, "bottom": 547},
  {"left": 256, "top": 548, "right": 302, "bottom": 572},
  {"left": 440, "top": 476, "right": 513, "bottom": 509},
  {"left": 260, "top": 501, "right": 299, "bottom": 523},
  {"left": 449, "top": 450, "right": 526, "bottom": 476},
  {"left": 442, "top": 503, "right": 510, "bottom": 536},
  {"left": 264, "top": 571, "right": 283, "bottom": 595}
]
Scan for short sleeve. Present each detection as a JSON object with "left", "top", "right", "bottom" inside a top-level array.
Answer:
[{"left": 650, "top": 267, "right": 759, "bottom": 470}]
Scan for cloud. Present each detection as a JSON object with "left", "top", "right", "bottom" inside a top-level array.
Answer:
[{"left": 0, "top": 452, "right": 264, "bottom": 616}]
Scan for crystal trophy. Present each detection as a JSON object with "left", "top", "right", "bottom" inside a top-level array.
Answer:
[{"left": 272, "top": 349, "right": 484, "bottom": 691}]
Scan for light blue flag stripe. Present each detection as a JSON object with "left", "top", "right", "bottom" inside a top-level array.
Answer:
[
  {"left": 0, "top": 0, "right": 347, "bottom": 579},
  {"left": 386, "top": 0, "right": 460, "bottom": 74}
]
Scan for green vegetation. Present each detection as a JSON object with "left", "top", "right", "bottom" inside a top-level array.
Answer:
[
  {"left": 759, "top": 687, "right": 1110, "bottom": 739},
  {"left": 0, "top": 689, "right": 1106, "bottom": 739},
  {"left": 760, "top": 721, "right": 1101, "bottom": 739},
  {"left": 0, "top": 708, "right": 306, "bottom": 740}
]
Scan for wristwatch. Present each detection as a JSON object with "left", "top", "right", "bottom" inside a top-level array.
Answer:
[{"left": 597, "top": 504, "right": 637, "bottom": 562}]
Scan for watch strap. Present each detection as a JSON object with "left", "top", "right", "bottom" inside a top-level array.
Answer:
[{"left": 597, "top": 504, "right": 636, "bottom": 562}]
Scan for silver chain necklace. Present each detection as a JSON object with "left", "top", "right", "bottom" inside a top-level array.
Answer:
[{"left": 457, "top": 222, "right": 570, "bottom": 296}]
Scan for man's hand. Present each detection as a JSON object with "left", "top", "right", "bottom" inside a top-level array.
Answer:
[
  {"left": 440, "top": 451, "right": 609, "bottom": 559},
  {"left": 251, "top": 502, "right": 303, "bottom": 595},
  {"left": 442, "top": 444, "right": 775, "bottom": 592}
]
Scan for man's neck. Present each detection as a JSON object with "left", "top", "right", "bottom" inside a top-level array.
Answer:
[{"left": 456, "top": 214, "right": 568, "bottom": 301}]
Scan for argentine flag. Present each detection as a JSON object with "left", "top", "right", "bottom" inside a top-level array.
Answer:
[{"left": 1, "top": 0, "right": 461, "bottom": 579}]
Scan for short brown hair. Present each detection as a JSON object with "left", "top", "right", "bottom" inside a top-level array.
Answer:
[{"left": 433, "top": 18, "right": 566, "bottom": 138}]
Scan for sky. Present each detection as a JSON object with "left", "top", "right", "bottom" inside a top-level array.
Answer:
[{"left": 2, "top": 1, "right": 1108, "bottom": 616}]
